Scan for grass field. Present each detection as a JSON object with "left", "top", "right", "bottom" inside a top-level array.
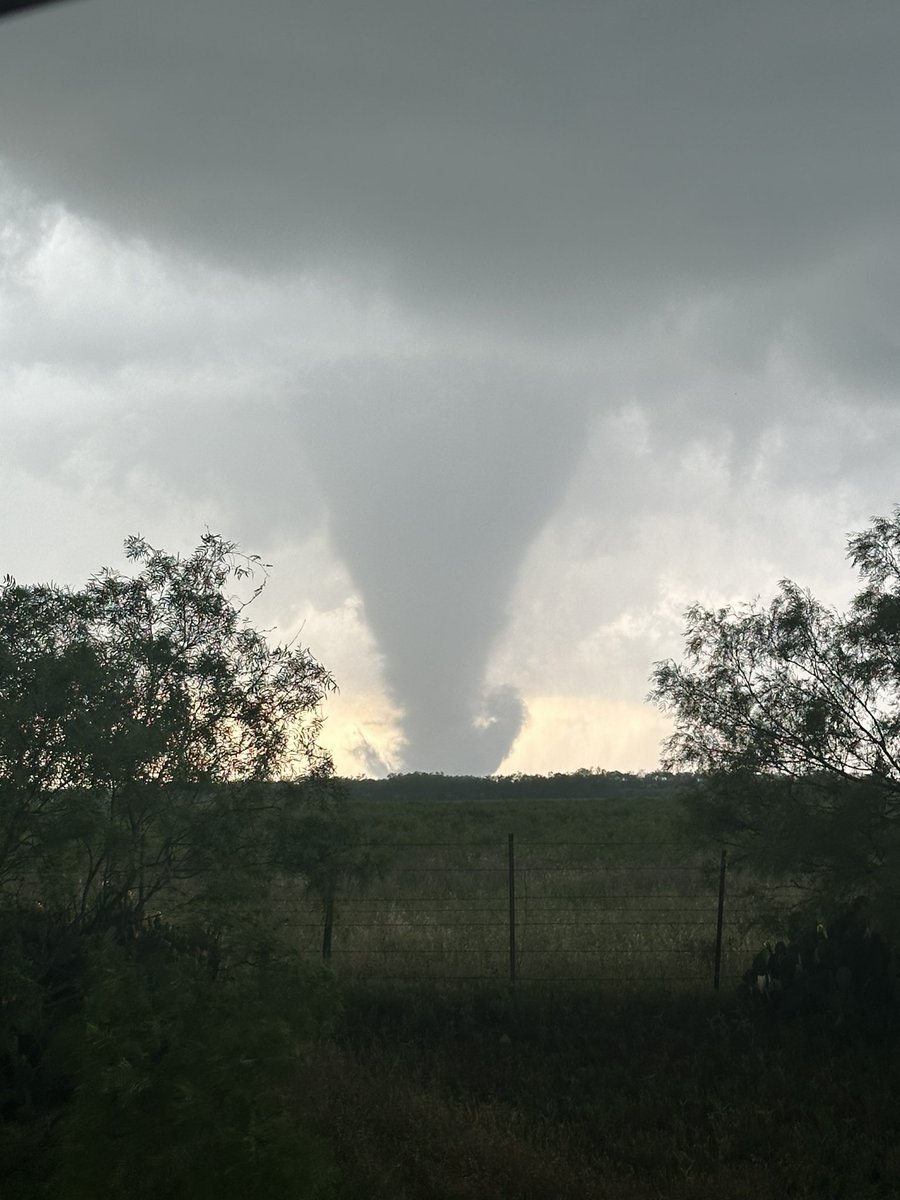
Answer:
[
  {"left": 280, "top": 777, "right": 900, "bottom": 1198},
  {"left": 275, "top": 778, "right": 802, "bottom": 992},
  {"left": 295, "top": 984, "right": 900, "bottom": 1200}
]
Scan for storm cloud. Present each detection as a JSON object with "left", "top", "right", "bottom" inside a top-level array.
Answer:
[
  {"left": 2, "top": 1, "right": 900, "bottom": 772},
  {"left": 3, "top": 2, "right": 899, "bottom": 328}
]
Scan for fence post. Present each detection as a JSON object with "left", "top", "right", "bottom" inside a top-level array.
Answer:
[
  {"left": 713, "top": 849, "right": 727, "bottom": 990},
  {"left": 507, "top": 832, "right": 517, "bottom": 984},
  {"left": 322, "top": 882, "right": 335, "bottom": 963}
]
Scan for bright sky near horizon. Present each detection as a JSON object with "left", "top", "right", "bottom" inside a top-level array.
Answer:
[{"left": 2, "top": 1, "right": 900, "bottom": 777}]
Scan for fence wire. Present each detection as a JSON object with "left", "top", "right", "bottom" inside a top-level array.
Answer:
[{"left": 276, "top": 838, "right": 785, "bottom": 989}]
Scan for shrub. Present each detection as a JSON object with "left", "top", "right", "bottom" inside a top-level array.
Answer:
[{"left": 739, "top": 897, "right": 899, "bottom": 1032}]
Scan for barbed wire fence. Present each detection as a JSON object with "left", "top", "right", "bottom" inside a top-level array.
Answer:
[{"left": 272, "top": 836, "right": 790, "bottom": 989}]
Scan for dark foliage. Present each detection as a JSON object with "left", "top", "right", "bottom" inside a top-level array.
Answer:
[
  {"left": 0, "top": 534, "right": 344, "bottom": 1197},
  {"left": 650, "top": 508, "right": 900, "bottom": 938},
  {"left": 341, "top": 767, "right": 690, "bottom": 802},
  {"left": 739, "top": 898, "right": 899, "bottom": 1033}
]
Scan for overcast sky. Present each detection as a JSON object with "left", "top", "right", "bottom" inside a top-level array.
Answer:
[{"left": 2, "top": 0, "right": 900, "bottom": 776}]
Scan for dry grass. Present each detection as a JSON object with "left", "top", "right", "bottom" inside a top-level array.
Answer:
[
  {"left": 292, "top": 985, "right": 900, "bottom": 1200},
  {"left": 271, "top": 838, "right": 794, "bottom": 992},
  {"left": 275, "top": 796, "right": 900, "bottom": 1199}
]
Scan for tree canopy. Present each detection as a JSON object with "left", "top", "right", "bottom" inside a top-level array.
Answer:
[
  {"left": 0, "top": 532, "right": 337, "bottom": 929},
  {"left": 650, "top": 508, "right": 900, "bottom": 931},
  {"left": 0, "top": 533, "right": 343, "bottom": 1196}
]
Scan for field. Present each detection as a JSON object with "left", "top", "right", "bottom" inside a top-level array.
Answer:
[
  {"left": 282, "top": 774, "right": 900, "bottom": 1199},
  {"left": 296, "top": 984, "right": 900, "bottom": 1200},
  {"left": 276, "top": 773, "right": 796, "bottom": 992}
]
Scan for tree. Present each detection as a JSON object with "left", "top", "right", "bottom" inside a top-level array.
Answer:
[
  {"left": 0, "top": 531, "right": 337, "bottom": 931},
  {"left": 0, "top": 533, "right": 344, "bottom": 1196},
  {"left": 649, "top": 509, "right": 900, "bottom": 933}
]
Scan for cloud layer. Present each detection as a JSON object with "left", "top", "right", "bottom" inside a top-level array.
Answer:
[{"left": 2, "top": 2, "right": 900, "bottom": 773}]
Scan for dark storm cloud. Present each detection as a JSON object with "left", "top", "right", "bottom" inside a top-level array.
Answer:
[
  {"left": 1, "top": 1, "right": 897, "bottom": 331},
  {"left": 2, "top": 0, "right": 899, "bottom": 772}
]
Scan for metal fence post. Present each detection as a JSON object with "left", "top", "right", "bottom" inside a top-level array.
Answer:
[
  {"left": 507, "top": 832, "right": 517, "bottom": 984},
  {"left": 713, "top": 849, "right": 727, "bottom": 990},
  {"left": 322, "top": 883, "right": 335, "bottom": 963}
]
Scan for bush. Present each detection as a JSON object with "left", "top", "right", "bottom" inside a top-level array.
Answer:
[
  {"left": 739, "top": 898, "right": 899, "bottom": 1033},
  {"left": 1, "top": 914, "right": 339, "bottom": 1198},
  {"left": 0, "top": 534, "right": 345, "bottom": 1196}
]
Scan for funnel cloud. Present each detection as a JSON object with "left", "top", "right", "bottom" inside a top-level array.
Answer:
[{"left": 300, "top": 366, "right": 588, "bottom": 771}]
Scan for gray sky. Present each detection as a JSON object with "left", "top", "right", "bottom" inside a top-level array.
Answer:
[{"left": 2, "top": 0, "right": 900, "bottom": 775}]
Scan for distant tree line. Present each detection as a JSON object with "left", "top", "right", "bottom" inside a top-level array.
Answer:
[{"left": 339, "top": 768, "right": 693, "bottom": 803}]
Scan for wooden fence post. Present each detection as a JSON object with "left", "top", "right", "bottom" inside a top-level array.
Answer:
[
  {"left": 507, "top": 833, "right": 517, "bottom": 984},
  {"left": 713, "top": 849, "right": 727, "bottom": 990}
]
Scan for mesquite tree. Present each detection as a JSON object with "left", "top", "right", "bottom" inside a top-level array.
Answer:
[
  {"left": 650, "top": 509, "right": 900, "bottom": 931},
  {"left": 0, "top": 534, "right": 344, "bottom": 1195},
  {"left": 0, "top": 532, "right": 337, "bottom": 930}
]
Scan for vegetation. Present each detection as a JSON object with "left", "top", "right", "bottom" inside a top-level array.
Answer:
[
  {"left": 281, "top": 774, "right": 900, "bottom": 1198},
  {"left": 340, "top": 766, "right": 688, "bottom": 838},
  {"left": 279, "top": 776, "right": 733, "bottom": 990},
  {"left": 0, "top": 534, "right": 344, "bottom": 1197},
  {"left": 296, "top": 984, "right": 900, "bottom": 1200},
  {"left": 741, "top": 898, "right": 897, "bottom": 1033},
  {"left": 650, "top": 508, "right": 900, "bottom": 942},
  {"left": 4, "top": 517, "right": 900, "bottom": 1197}
]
